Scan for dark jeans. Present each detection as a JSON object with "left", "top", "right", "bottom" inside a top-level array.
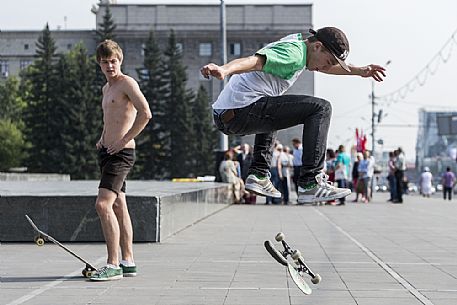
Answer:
[
  {"left": 443, "top": 187, "right": 453, "bottom": 200},
  {"left": 293, "top": 165, "right": 301, "bottom": 194},
  {"left": 394, "top": 170, "right": 404, "bottom": 202},
  {"left": 280, "top": 177, "right": 289, "bottom": 204},
  {"left": 387, "top": 174, "right": 397, "bottom": 200},
  {"left": 336, "top": 179, "right": 347, "bottom": 203},
  {"left": 213, "top": 95, "right": 332, "bottom": 186}
]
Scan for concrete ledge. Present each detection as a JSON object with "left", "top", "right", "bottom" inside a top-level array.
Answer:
[
  {"left": 0, "top": 181, "right": 231, "bottom": 242},
  {"left": 0, "top": 172, "right": 71, "bottom": 181}
]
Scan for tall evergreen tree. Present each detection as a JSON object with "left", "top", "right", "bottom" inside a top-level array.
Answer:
[
  {"left": 56, "top": 44, "right": 102, "bottom": 179},
  {"left": 23, "top": 23, "right": 60, "bottom": 173},
  {"left": 192, "top": 86, "right": 218, "bottom": 176},
  {"left": 133, "top": 30, "right": 169, "bottom": 179},
  {"left": 96, "top": 2, "right": 117, "bottom": 43},
  {"left": 163, "top": 30, "right": 195, "bottom": 178},
  {"left": 95, "top": 1, "right": 117, "bottom": 100}
]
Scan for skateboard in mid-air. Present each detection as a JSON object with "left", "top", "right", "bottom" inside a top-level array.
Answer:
[
  {"left": 264, "top": 232, "right": 321, "bottom": 295},
  {"left": 25, "top": 214, "right": 97, "bottom": 278}
]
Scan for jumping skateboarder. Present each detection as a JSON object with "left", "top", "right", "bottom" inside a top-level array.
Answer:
[{"left": 201, "top": 27, "right": 386, "bottom": 203}]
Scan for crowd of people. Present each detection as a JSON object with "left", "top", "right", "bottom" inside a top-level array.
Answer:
[
  {"left": 220, "top": 139, "right": 354, "bottom": 205},
  {"left": 219, "top": 142, "right": 457, "bottom": 205}
]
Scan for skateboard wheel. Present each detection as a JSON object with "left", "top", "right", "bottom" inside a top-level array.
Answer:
[
  {"left": 275, "top": 232, "right": 285, "bottom": 242},
  {"left": 35, "top": 236, "right": 45, "bottom": 246},
  {"left": 82, "top": 269, "right": 93, "bottom": 278},
  {"left": 292, "top": 250, "right": 301, "bottom": 260},
  {"left": 311, "top": 273, "right": 322, "bottom": 284}
]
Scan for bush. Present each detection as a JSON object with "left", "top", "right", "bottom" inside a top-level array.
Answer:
[{"left": 0, "top": 119, "right": 27, "bottom": 171}]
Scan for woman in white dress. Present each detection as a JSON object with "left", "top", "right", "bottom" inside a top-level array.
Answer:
[{"left": 419, "top": 167, "right": 433, "bottom": 197}]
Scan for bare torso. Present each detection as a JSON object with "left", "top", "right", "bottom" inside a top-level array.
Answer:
[{"left": 101, "top": 76, "right": 137, "bottom": 149}]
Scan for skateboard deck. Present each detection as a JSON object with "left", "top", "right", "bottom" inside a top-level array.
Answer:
[
  {"left": 264, "top": 232, "right": 321, "bottom": 295},
  {"left": 25, "top": 215, "right": 97, "bottom": 278}
]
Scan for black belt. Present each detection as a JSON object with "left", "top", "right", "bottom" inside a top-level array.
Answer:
[{"left": 214, "top": 109, "right": 235, "bottom": 124}]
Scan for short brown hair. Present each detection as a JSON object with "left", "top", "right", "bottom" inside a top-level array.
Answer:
[{"left": 96, "top": 39, "right": 123, "bottom": 63}]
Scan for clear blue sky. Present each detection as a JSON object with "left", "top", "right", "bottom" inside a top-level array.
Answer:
[{"left": 2, "top": 0, "right": 457, "bottom": 161}]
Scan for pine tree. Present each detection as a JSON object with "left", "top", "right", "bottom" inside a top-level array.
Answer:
[
  {"left": 192, "top": 86, "right": 218, "bottom": 176},
  {"left": 133, "top": 30, "right": 169, "bottom": 179},
  {"left": 95, "top": 1, "right": 117, "bottom": 103},
  {"left": 56, "top": 44, "right": 102, "bottom": 179},
  {"left": 23, "top": 23, "right": 60, "bottom": 173},
  {"left": 163, "top": 30, "right": 195, "bottom": 178},
  {"left": 96, "top": 2, "right": 117, "bottom": 43}
]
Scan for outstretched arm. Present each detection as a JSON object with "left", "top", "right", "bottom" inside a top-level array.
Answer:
[
  {"left": 200, "top": 55, "right": 266, "bottom": 80},
  {"left": 321, "top": 64, "right": 387, "bottom": 82}
]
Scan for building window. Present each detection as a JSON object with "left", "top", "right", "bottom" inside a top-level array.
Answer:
[
  {"left": 258, "top": 42, "right": 269, "bottom": 50},
  {"left": 199, "top": 43, "right": 212, "bottom": 56},
  {"left": 67, "top": 44, "right": 72, "bottom": 50},
  {"left": 0, "top": 60, "right": 9, "bottom": 77},
  {"left": 229, "top": 43, "right": 241, "bottom": 56},
  {"left": 20, "top": 60, "right": 32, "bottom": 70},
  {"left": 176, "top": 43, "right": 183, "bottom": 54},
  {"left": 141, "top": 43, "right": 146, "bottom": 56},
  {"left": 24, "top": 44, "right": 29, "bottom": 50}
]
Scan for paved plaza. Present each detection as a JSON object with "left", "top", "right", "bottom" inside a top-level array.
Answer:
[{"left": 2, "top": 193, "right": 457, "bottom": 305}]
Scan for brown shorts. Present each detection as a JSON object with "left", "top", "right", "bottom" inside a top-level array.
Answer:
[{"left": 98, "top": 147, "right": 135, "bottom": 195}]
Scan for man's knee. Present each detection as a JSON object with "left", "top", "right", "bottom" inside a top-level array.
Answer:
[{"left": 317, "top": 98, "right": 332, "bottom": 116}]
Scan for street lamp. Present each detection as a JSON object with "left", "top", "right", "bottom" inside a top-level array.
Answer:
[{"left": 371, "top": 60, "right": 391, "bottom": 195}]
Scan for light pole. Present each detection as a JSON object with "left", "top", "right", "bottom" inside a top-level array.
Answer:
[
  {"left": 371, "top": 60, "right": 391, "bottom": 195},
  {"left": 219, "top": 0, "right": 228, "bottom": 151}
]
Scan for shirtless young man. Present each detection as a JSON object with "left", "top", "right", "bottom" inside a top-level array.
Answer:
[
  {"left": 90, "top": 40, "right": 152, "bottom": 281},
  {"left": 201, "top": 27, "right": 386, "bottom": 204}
]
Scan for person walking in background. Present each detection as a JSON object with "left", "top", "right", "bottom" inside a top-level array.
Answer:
[
  {"left": 387, "top": 151, "right": 397, "bottom": 202},
  {"left": 419, "top": 167, "right": 433, "bottom": 198},
  {"left": 219, "top": 150, "right": 245, "bottom": 204},
  {"left": 442, "top": 167, "right": 456, "bottom": 200},
  {"left": 278, "top": 145, "right": 293, "bottom": 204},
  {"left": 335, "top": 145, "right": 350, "bottom": 205},
  {"left": 352, "top": 152, "right": 363, "bottom": 202},
  {"left": 291, "top": 138, "right": 303, "bottom": 197},
  {"left": 237, "top": 143, "right": 256, "bottom": 204},
  {"left": 394, "top": 148, "right": 406, "bottom": 203}
]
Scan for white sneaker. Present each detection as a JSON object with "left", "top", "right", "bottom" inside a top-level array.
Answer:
[
  {"left": 245, "top": 174, "right": 282, "bottom": 198},
  {"left": 298, "top": 173, "right": 351, "bottom": 203}
]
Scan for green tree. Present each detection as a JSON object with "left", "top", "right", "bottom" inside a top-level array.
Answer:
[
  {"left": 163, "top": 30, "right": 195, "bottom": 178},
  {"left": 133, "top": 30, "right": 169, "bottom": 179},
  {"left": 192, "top": 86, "right": 218, "bottom": 176},
  {"left": 23, "top": 23, "right": 60, "bottom": 173},
  {"left": 0, "top": 119, "right": 27, "bottom": 171},
  {"left": 55, "top": 45, "right": 102, "bottom": 179},
  {"left": 0, "top": 76, "right": 26, "bottom": 125},
  {"left": 96, "top": 2, "right": 117, "bottom": 42}
]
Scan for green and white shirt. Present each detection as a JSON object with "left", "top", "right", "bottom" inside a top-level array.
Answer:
[{"left": 212, "top": 33, "right": 307, "bottom": 110}]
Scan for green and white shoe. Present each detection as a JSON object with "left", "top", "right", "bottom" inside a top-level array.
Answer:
[
  {"left": 90, "top": 265, "right": 123, "bottom": 281},
  {"left": 298, "top": 173, "right": 351, "bottom": 203},
  {"left": 120, "top": 263, "right": 137, "bottom": 277}
]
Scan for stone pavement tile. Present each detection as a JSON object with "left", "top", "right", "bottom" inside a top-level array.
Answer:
[
  {"left": 349, "top": 289, "right": 412, "bottom": 298},
  {"left": 353, "top": 297, "right": 423, "bottom": 305},
  {"left": 290, "top": 295, "right": 357, "bottom": 305},
  {"left": 422, "top": 290, "right": 457, "bottom": 299},
  {"left": 223, "top": 289, "right": 291, "bottom": 305}
]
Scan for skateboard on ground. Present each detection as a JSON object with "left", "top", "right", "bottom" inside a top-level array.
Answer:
[
  {"left": 264, "top": 232, "right": 321, "bottom": 295},
  {"left": 25, "top": 215, "right": 97, "bottom": 278}
]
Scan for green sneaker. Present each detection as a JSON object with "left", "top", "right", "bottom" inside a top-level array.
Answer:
[
  {"left": 90, "top": 266, "right": 123, "bottom": 281},
  {"left": 120, "top": 263, "right": 137, "bottom": 277}
]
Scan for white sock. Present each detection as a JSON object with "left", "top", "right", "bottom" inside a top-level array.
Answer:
[
  {"left": 120, "top": 259, "right": 135, "bottom": 267},
  {"left": 107, "top": 263, "right": 120, "bottom": 269}
]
